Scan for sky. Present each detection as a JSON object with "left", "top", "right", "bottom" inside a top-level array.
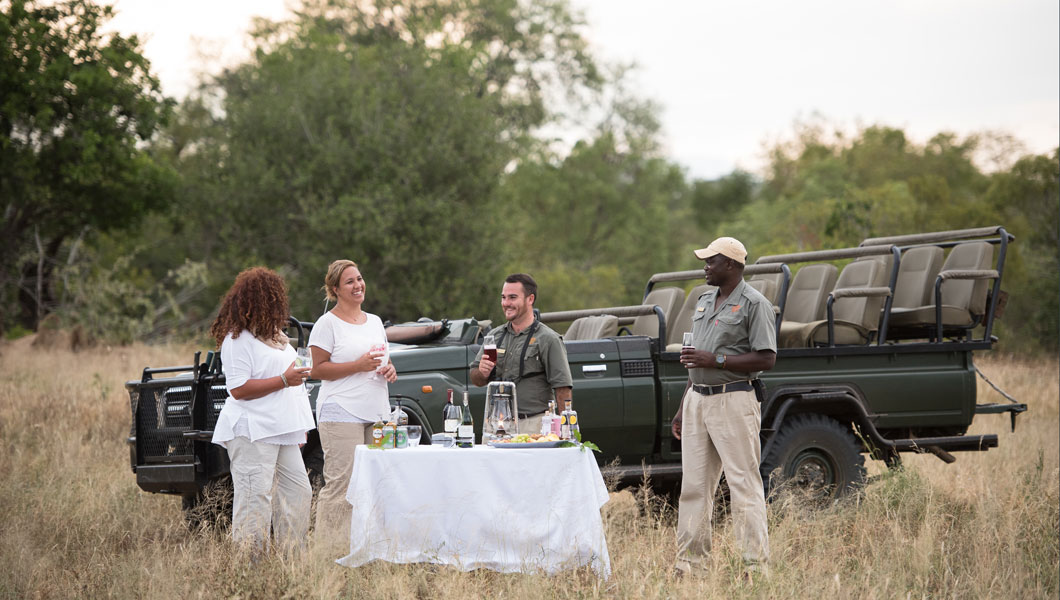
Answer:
[{"left": 105, "top": 0, "right": 1059, "bottom": 179}]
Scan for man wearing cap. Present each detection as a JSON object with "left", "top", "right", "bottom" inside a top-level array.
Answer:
[{"left": 671, "top": 236, "right": 777, "bottom": 580}]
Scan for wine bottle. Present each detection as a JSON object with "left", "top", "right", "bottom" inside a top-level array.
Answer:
[
  {"left": 443, "top": 388, "right": 460, "bottom": 434},
  {"left": 457, "top": 391, "right": 474, "bottom": 447}
]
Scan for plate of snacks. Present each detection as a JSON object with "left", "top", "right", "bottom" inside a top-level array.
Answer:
[{"left": 487, "top": 433, "right": 568, "bottom": 448}]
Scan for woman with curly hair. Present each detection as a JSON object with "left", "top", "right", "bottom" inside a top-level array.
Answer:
[
  {"left": 209, "top": 267, "right": 316, "bottom": 554},
  {"left": 308, "top": 259, "right": 397, "bottom": 543}
]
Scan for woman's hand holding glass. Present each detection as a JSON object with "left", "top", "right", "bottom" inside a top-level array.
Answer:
[{"left": 283, "top": 361, "right": 312, "bottom": 387}]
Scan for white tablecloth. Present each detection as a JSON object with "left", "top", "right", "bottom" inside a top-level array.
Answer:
[{"left": 337, "top": 444, "right": 612, "bottom": 578}]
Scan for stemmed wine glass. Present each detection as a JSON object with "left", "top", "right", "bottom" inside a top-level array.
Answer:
[{"left": 370, "top": 343, "right": 387, "bottom": 381}]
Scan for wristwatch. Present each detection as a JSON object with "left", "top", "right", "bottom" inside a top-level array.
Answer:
[{"left": 715, "top": 354, "right": 726, "bottom": 368}]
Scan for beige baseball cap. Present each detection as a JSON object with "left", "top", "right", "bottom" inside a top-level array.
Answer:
[{"left": 693, "top": 236, "right": 747, "bottom": 264}]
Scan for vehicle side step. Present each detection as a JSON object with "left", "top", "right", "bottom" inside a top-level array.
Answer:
[
  {"left": 602, "top": 463, "right": 684, "bottom": 483},
  {"left": 889, "top": 434, "right": 998, "bottom": 453}
]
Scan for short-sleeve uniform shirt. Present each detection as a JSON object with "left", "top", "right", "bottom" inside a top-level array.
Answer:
[
  {"left": 471, "top": 320, "right": 573, "bottom": 415},
  {"left": 689, "top": 280, "right": 777, "bottom": 385}
]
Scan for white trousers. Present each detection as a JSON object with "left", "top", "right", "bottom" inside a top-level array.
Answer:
[
  {"left": 676, "top": 388, "right": 769, "bottom": 572},
  {"left": 226, "top": 437, "right": 312, "bottom": 553}
]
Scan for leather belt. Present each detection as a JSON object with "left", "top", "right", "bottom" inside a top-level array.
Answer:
[
  {"left": 692, "top": 381, "right": 754, "bottom": 396},
  {"left": 518, "top": 411, "right": 547, "bottom": 418}
]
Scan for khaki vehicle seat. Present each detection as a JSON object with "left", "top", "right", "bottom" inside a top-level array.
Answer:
[
  {"left": 564, "top": 315, "right": 619, "bottom": 341},
  {"left": 627, "top": 286, "right": 683, "bottom": 339},
  {"left": 747, "top": 271, "right": 784, "bottom": 306},
  {"left": 777, "top": 264, "right": 838, "bottom": 347},
  {"left": 891, "top": 246, "right": 944, "bottom": 309},
  {"left": 664, "top": 283, "right": 715, "bottom": 351},
  {"left": 889, "top": 241, "right": 995, "bottom": 330},
  {"left": 805, "top": 258, "right": 891, "bottom": 345}
]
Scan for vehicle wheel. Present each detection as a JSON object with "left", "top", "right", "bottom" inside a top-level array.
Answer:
[
  {"left": 761, "top": 414, "right": 865, "bottom": 500},
  {"left": 182, "top": 475, "right": 233, "bottom": 530}
]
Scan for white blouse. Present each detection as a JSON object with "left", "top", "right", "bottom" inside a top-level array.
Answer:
[
  {"left": 308, "top": 311, "right": 391, "bottom": 423},
  {"left": 211, "top": 330, "right": 316, "bottom": 447}
]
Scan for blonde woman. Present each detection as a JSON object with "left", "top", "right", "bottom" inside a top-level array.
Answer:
[{"left": 308, "top": 259, "right": 397, "bottom": 541}]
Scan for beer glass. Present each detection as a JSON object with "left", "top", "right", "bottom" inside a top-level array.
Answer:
[{"left": 483, "top": 334, "right": 497, "bottom": 363}]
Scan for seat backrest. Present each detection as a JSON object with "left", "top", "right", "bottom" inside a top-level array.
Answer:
[
  {"left": 667, "top": 283, "right": 716, "bottom": 346},
  {"left": 748, "top": 272, "right": 784, "bottom": 305},
  {"left": 630, "top": 286, "right": 683, "bottom": 338},
  {"left": 892, "top": 246, "right": 944, "bottom": 308},
  {"left": 746, "top": 279, "right": 777, "bottom": 305},
  {"left": 832, "top": 258, "right": 889, "bottom": 328},
  {"left": 782, "top": 264, "right": 838, "bottom": 323},
  {"left": 564, "top": 315, "right": 618, "bottom": 341},
  {"left": 940, "top": 241, "right": 993, "bottom": 313}
]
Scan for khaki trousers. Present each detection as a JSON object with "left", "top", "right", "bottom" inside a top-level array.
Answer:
[
  {"left": 226, "top": 437, "right": 312, "bottom": 554},
  {"left": 518, "top": 411, "right": 549, "bottom": 436},
  {"left": 676, "top": 387, "right": 768, "bottom": 573},
  {"left": 314, "top": 421, "right": 374, "bottom": 543}
]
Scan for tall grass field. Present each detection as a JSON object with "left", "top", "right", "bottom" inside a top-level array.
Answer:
[{"left": 1, "top": 336, "right": 1056, "bottom": 598}]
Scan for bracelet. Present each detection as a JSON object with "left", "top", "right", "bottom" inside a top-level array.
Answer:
[{"left": 279, "top": 373, "right": 289, "bottom": 388}]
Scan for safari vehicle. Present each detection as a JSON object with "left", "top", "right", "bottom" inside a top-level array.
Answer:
[{"left": 126, "top": 226, "right": 1026, "bottom": 520}]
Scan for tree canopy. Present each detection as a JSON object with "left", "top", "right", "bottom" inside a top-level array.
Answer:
[
  {"left": 0, "top": 0, "right": 175, "bottom": 334},
  {"left": 5, "top": 0, "right": 1055, "bottom": 355}
]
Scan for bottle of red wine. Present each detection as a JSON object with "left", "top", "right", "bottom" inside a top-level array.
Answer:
[{"left": 457, "top": 391, "right": 474, "bottom": 448}]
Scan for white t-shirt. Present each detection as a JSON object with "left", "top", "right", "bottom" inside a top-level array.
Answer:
[
  {"left": 211, "top": 330, "right": 316, "bottom": 447},
  {"left": 308, "top": 311, "right": 390, "bottom": 422}
]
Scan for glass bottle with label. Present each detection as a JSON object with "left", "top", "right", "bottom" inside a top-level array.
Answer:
[
  {"left": 559, "top": 403, "right": 571, "bottom": 440},
  {"left": 550, "top": 401, "right": 562, "bottom": 436},
  {"left": 566, "top": 399, "right": 580, "bottom": 440},
  {"left": 541, "top": 400, "right": 555, "bottom": 435},
  {"left": 442, "top": 388, "right": 460, "bottom": 434},
  {"left": 371, "top": 415, "right": 385, "bottom": 449},
  {"left": 457, "top": 391, "right": 474, "bottom": 447}
]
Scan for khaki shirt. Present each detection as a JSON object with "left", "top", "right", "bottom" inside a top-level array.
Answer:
[
  {"left": 688, "top": 280, "right": 777, "bottom": 385},
  {"left": 471, "top": 320, "right": 573, "bottom": 415}
]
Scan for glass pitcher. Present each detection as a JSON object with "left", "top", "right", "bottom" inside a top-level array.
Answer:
[{"left": 483, "top": 381, "right": 519, "bottom": 444}]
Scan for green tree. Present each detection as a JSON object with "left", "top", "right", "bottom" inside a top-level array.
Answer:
[
  {"left": 144, "top": 0, "right": 605, "bottom": 326},
  {"left": 499, "top": 95, "right": 695, "bottom": 315},
  {"left": 0, "top": 0, "right": 175, "bottom": 334}
]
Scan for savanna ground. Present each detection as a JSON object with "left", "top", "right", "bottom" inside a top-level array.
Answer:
[{"left": 0, "top": 335, "right": 1056, "bottom": 599}]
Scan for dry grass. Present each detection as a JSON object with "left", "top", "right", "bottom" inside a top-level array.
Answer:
[{"left": 0, "top": 337, "right": 1056, "bottom": 599}]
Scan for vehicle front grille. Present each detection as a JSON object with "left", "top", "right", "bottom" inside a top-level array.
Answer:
[{"left": 137, "top": 384, "right": 193, "bottom": 461}]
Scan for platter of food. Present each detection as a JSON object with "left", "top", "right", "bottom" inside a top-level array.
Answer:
[{"left": 487, "top": 433, "right": 569, "bottom": 448}]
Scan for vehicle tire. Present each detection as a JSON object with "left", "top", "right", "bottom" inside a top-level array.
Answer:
[
  {"left": 761, "top": 413, "right": 865, "bottom": 500},
  {"left": 182, "top": 475, "right": 233, "bottom": 530}
]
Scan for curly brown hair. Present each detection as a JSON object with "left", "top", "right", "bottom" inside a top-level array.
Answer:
[{"left": 210, "top": 267, "right": 291, "bottom": 348}]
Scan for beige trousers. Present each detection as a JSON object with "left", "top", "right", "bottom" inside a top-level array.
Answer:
[
  {"left": 314, "top": 420, "right": 374, "bottom": 542},
  {"left": 518, "top": 411, "right": 549, "bottom": 436},
  {"left": 226, "top": 437, "right": 312, "bottom": 554},
  {"left": 676, "top": 387, "right": 769, "bottom": 573}
]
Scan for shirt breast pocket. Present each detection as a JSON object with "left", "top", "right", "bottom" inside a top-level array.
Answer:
[
  {"left": 715, "top": 314, "right": 745, "bottom": 346},
  {"left": 523, "top": 344, "right": 544, "bottom": 374}
]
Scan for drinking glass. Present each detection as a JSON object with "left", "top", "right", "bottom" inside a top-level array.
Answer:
[
  {"left": 296, "top": 347, "right": 313, "bottom": 368},
  {"left": 406, "top": 425, "right": 422, "bottom": 447},
  {"left": 682, "top": 332, "right": 694, "bottom": 349},
  {"left": 369, "top": 343, "right": 387, "bottom": 380},
  {"left": 483, "top": 334, "right": 497, "bottom": 363}
]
